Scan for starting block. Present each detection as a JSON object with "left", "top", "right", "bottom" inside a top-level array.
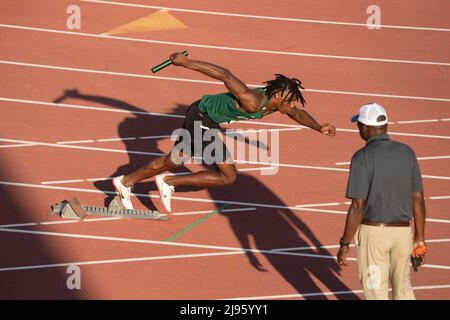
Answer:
[{"left": 50, "top": 196, "right": 167, "bottom": 221}]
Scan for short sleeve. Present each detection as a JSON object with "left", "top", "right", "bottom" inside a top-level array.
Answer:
[
  {"left": 412, "top": 154, "right": 423, "bottom": 193},
  {"left": 346, "top": 152, "right": 371, "bottom": 199}
]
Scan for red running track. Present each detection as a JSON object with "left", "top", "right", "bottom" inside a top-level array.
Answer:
[{"left": 0, "top": 0, "right": 449, "bottom": 299}]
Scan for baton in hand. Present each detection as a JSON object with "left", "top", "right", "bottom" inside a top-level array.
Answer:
[{"left": 151, "top": 50, "right": 189, "bottom": 73}]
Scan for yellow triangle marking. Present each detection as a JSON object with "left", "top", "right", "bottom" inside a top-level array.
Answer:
[{"left": 104, "top": 10, "right": 187, "bottom": 35}]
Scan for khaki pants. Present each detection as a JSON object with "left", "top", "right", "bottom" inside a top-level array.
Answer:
[{"left": 356, "top": 224, "right": 415, "bottom": 300}]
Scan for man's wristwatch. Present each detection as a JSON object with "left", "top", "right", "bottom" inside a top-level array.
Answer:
[{"left": 339, "top": 238, "right": 350, "bottom": 248}]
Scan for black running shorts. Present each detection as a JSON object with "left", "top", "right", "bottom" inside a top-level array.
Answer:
[{"left": 173, "top": 100, "right": 232, "bottom": 164}]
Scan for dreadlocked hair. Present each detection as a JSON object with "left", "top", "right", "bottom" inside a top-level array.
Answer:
[{"left": 263, "top": 74, "right": 306, "bottom": 106}]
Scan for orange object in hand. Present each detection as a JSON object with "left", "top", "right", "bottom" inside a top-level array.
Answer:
[
  {"left": 411, "top": 245, "right": 427, "bottom": 272},
  {"left": 413, "top": 245, "right": 427, "bottom": 258}
]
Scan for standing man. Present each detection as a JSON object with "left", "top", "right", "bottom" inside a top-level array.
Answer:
[
  {"left": 337, "top": 103, "right": 427, "bottom": 300},
  {"left": 113, "top": 52, "right": 336, "bottom": 212}
]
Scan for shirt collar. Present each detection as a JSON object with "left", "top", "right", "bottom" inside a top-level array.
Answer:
[{"left": 366, "top": 133, "right": 390, "bottom": 145}]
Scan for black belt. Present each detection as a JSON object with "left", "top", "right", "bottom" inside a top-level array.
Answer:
[{"left": 362, "top": 220, "right": 410, "bottom": 227}]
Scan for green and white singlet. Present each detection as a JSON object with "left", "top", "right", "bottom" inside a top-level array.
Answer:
[{"left": 198, "top": 89, "right": 274, "bottom": 124}]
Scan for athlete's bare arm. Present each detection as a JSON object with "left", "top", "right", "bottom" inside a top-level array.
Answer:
[
  {"left": 287, "top": 107, "right": 336, "bottom": 136},
  {"left": 170, "top": 52, "right": 262, "bottom": 113}
]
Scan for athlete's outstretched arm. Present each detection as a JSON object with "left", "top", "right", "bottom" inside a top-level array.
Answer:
[
  {"left": 170, "top": 52, "right": 261, "bottom": 112},
  {"left": 287, "top": 107, "right": 336, "bottom": 136}
]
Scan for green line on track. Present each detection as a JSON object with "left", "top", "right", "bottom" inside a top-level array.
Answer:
[{"left": 165, "top": 204, "right": 230, "bottom": 242}]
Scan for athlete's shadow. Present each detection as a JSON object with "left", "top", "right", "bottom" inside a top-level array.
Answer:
[
  {"left": 208, "top": 174, "right": 359, "bottom": 300},
  {"left": 52, "top": 90, "right": 356, "bottom": 299},
  {"left": 53, "top": 89, "right": 192, "bottom": 209}
]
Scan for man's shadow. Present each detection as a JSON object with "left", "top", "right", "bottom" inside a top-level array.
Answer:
[
  {"left": 53, "top": 89, "right": 193, "bottom": 209},
  {"left": 208, "top": 173, "right": 359, "bottom": 300}
]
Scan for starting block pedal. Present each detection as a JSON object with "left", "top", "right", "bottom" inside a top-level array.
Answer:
[
  {"left": 50, "top": 196, "right": 167, "bottom": 221},
  {"left": 108, "top": 195, "right": 126, "bottom": 211}
]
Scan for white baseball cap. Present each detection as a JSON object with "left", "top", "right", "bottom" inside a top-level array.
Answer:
[{"left": 351, "top": 103, "right": 388, "bottom": 126}]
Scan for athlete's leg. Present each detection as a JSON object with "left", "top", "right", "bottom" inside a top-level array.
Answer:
[
  {"left": 121, "top": 152, "right": 184, "bottom": 187},
  {"left": 164, "top": 162, "right": 238, "bottom": 188}
]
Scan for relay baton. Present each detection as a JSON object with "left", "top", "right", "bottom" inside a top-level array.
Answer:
[{"left": 151, "top": 50, "right": 189, "bottom": 73}]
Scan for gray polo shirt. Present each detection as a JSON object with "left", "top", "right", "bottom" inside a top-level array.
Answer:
[{"left": 346, "top": 133, "right": 423, "bottom": 222}]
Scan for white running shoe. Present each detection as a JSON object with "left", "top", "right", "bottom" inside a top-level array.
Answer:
[
  {"left": 156, "top": 174, "right": 175, "bottom": 213},
  {"left": 112, "top": 175, "right": 134, "bottom": 210}
]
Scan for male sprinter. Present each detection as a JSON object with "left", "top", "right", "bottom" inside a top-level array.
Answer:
[{"left": 113, "top": 52, "right": 336, "bottom": 212}]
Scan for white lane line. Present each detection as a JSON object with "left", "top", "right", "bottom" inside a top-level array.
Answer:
[
  {"left": 1, "top": 204, "right": 447, "bottom": 248},
  {"left": 246, "top": 118, "right": 450, "bottom": 127},
  {"left": 236, "top": 159, "right": 450, "bottom": 181},
  {"left": 0, "top": 220, "right": 447, "bottom": 273},
  {"left": 2, "top": 97, "right": 450, "bottom": 141},
  {"left": 273, "top": 238, "right": 450, "bottom": 252},
  {"left": 170, "top": 210, "right": 218, "bottom": 216},
  {"left": 0, "top": 250, "right": 245, "bottom": 272},
  {"left": 2, "top": 224, "right": 447, "bottom": 274},
  {"left": 83, "top": 217, "right": 123, "bottom": 222},
  {"left": 41, "top": 177, "right": 113, "bottom": 184},
  {"left": 41, "top": 179, "right": 84, "bottom": 185},
  {"left": 234, "top": 160, "right": 350, "bottom": 173},
  {"left": 422, "top": 175, "right": 450, "bottom": 181},
  {"left": 149, "top": 207, "right": 255, "bottom": 216},
  {"left": 387, "top": 118, "right": 450, "bottom": 125},
  {"left": 0, "top": 217, "right": 123, "bottom": 229},
  {"left": 418, "top": 156, "right": 450, "bottom": 160},
  {"left": 336, "top": 127, "right": 450, "bottom": 140},
  {"left": 397, "top": 119, "right": 441, "bottom": 124},
  {"left": 224, "top": 289, "right": 364, "bottom": 300},
  {"left": 4, "top": 135, "right": 450, "bottom": 181},
  {"left": 41, "top": 167, "right": 275, "bottom": 184},
  {"left": 0, "top": 97, "right": 184, "bottom": 118},
  {"left": 427, "top": 239, "right": 450, "bottom": 243},
  {"left": 221, "top": 208, "right": 257, "bottom": 213},
  {"left": 0, "top": 208, "right": 253, "bottom": 228},
  {"left": 273, "top": 244, "right": 352, "bottom": 252},
  {"left": 97, "top": 137, "right": 136, "bottom": 142},
  {"left": 0, "top": 221, "right": 74, "bottom": 228},
  {"left": 1, "top": 180, "right": 450, "bottom": 223},
  {"left": 2, "top": 23, "right": 450, "bottom": 67},
  {"left": 426, "top": 218, "right": 450, "bottom": 224},
  {"left": 0, "top": 137, "right": 165, "bottom": 157},
  {"left": 56, "top": 128, "right": 300, "bottom": 146},
  {"left": 2, "top": 136, "right": 448, "bottom": 181},
  {"left": 422, "top": 264, "right": 450, "bottom": 270},
  {"left": 1, "top": 240, "right": 447, "bottom": 274},
  {"left": 80, "top": 0, "right": 450, "bottom": 33},
  {"left": 298, "top": 197, "right": 448, "bottom": 208},
  {"left": 2, "top": 60, "right": 450, "bottom": 103},
  {"left": 57, "top": 140, "right": 95, "bottom": 145},
  {"left": 237, "top": 167, "right": 276, "bottom": 172},
  {"left": 222, "top": 284, "right": 450, "bottom": 300},
  {"left": 139, "top": 135, "right": 172, "bottom": 140},
  {"left": 0, "top": 143, "right": 37, "bottom": 148},
  {"left": 58, "top": 136, "right": 167, "bottom": 144},
  {"left": 336, "top": 155, "right": 450, "bottom": 165},
  {"left": 0, "top": 180, "right": 357, "bottom": 216},
  {"left": 41, "top": 167, "right": 282, "bottom": 184},
  {"left": 226, "top": 127, "right": 302, "bottom": 134},
  {"left": 430, "top": 195, "right": 450, "bottom": 200},
  {"left": 296, "top": 202, "right": 341, "bottom": 208},
  {"left": 56, "top": 128, "right": 301, "bottom": 146},
  {"left": 86, "top": 177, "right": 113, "bottom": 182},
  {"left": 0, "top": 227, "right": 345, "bottom": 262},
  {"left": 0, "top": 137, "right": 350, "bottom": 174},
  {"left": 0, "top": 211, "right": 212, "bottom": 228}
]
